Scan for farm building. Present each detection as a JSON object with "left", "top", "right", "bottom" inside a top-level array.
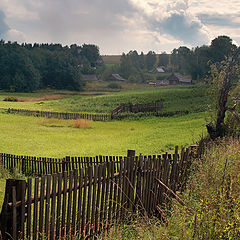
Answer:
[
  {"left": 167, "top": 73, "right": 192, "bottom": 85},
  {"left": 107, "top": 74, "right": 126, "bottom": 82},
  {"left": 82, "top": 74, "right": 99, "bottom": 81},
  {"left": 149, "top": 66, "right": 170, "bottom": 74}
]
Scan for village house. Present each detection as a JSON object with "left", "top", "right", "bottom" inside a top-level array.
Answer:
[{"left": 107, "top": 74, "right": 126, "bottom": 82}]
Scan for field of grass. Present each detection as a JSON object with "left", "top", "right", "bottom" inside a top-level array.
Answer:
[
  {"left": 0, "top": 111, "right": 206, "bottom": 157},
  {"left": 102, "top": 55, "right": 121, "bottom": 64},
  {"left": 0, "top": 85, "right": 210, "bottom": 114}
]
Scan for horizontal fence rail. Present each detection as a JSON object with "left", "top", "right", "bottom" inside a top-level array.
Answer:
[
  {"left": 0, "top": 146, "right": 195, "bottom": 240},
  {"left": 0, "top": 108, "right": 110, "bottom": 121}
]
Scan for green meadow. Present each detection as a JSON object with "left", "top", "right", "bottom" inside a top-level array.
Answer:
[
  {"left": 0, "top": 84, "right": 209, "bottom": 157},
  {"left": 0, "top": 112, "right": 206, "bottom": 157}
]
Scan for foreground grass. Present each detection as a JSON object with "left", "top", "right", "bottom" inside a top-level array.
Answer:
[{"left": 0, "top": 112, "right": 206, "bottom": 157}]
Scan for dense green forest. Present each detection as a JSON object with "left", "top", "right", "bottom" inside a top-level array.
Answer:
[{"left": 0, "top": 41, "right": 101, "bottom": 92}]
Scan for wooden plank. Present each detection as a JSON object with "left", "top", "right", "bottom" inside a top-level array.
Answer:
[
  {"left": 103, "top": 162, "right": 110, "bottom": 231},
  {"left": 81, "top": 168, "right": 88, "bottom": 237},
  {"left": 27, "top": 178, "right": 32, "bottom": 239},
  {"left": 45, "top": 175, "right": 51, "bottom": 238},
  {"left": 66, "top": 171, "right": 73, "bottom": 237},
  {"left": 12, "top": 186, "right": 17, "bottom": 240},
  {"left": 76, "top": 169, "right": 83, "bottom": 236},
  {"left": 61, "top": 171, "right": 68, "bottom": 238},
  {"left": 94, "top": 164, "right": 102, "bottom": 234},
  {"left": 85, "top": 167, "right": 93, "bottom": 237},
  {"left": 50, "top": 174, "right": 57, "bottom": 240},
  {"left": 90, "top": 165, "right": 98, "bottom": 237},
  {"left": 112, "top": 161, "right": 118, "bottom": 224},
  {"left": 33, "top": 178, "right": 39, "bottom": 240},
  {"left": 71, "top": 169, "right": 78, "bottom": 236},
  {"left": 56, "top": 173, "right": 62, "bottom": 239},
  {"left": 135, "top": 155, "right": 143, "bottom": 213},
  {"left": 99, "top": 164, "right": 106, "bottom": 231},
  {"left": 39, "top": 176, "right": 45, "bottom": 239},
  {"left": 20, "top": 180, "right": 26, "bottom": 238},
  {"left": 116, "top": 158, "right": 123, "bottom": 222},
  {"left": 107, "top": 162, "right": 114, "bottom": 229}
]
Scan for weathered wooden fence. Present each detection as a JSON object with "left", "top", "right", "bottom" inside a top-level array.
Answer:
[
  {"left": 111, "top": 101, "right": 162, "bottom": 119},
  {"left": 0, "top": 147, "right": 193, "bottom": 240},
  {"left": 2, "top": 108, "right": 110, "bottom": 121},
  {"left": 0, "top": 153, "right": 123, "bottom": 176}
]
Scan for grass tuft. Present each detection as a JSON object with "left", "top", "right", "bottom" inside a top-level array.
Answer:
[{"left": 71, "top": 119, "right": 92, "bottom": 128}]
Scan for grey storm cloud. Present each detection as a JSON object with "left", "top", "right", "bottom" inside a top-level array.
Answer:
[
  {"left": 8, "top": 0, "right": 137, "bottom": 44},
  {"left": 149, "top": 11, "right": 209, "bottom": 45},
  {"left": 198, "top": 13, "right": 240, "bottom": 28},
  {"left": 0, "top": 10, "right": 9, "bottom": 38}
]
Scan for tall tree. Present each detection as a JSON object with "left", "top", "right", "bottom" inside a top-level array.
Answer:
[{"left": 207, "top": 49, "right": 240, "bottom": 139}]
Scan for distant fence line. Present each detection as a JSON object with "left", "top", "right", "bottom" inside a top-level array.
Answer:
[
  {"left": 0, "top": 108, "right": 111, "bottom": 121},
  {"left": 0, "top": 146, "right": 195, "bottom": 240}
]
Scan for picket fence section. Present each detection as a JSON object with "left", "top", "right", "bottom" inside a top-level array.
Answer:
[
  {"left": 0, "top": 147, "right": 194, "bottom": 240},
  {"left": 0, "top": 153, "right": 124, "bottom": 176},
  {"left": 2, "top": 108, "right": 110, "bottom": 121}
]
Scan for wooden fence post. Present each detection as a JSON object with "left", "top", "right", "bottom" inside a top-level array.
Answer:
[{"left": 0, "top": 179, "right": 26, "bottom": 240}]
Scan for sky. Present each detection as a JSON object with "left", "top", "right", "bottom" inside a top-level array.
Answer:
[{"left": 0, "top": 0, "right": 240, "bottom": 54}]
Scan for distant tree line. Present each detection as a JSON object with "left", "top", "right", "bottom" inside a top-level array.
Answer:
[
  {"left": 0, "top": 41, "right": 101, "bottom": 92},
  {"left": 106, "top": 36, "right": 238, "bottom": 83}
]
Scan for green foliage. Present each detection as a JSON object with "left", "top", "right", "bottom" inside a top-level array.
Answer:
[
  {"left": 107, "top": 82, "right": 122, "bottom": 89},
  {"left": 0, "top": 41, "right": 102, "bottom": 92}
]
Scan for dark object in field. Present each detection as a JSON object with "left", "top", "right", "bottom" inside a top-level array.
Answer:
[{"left": 3, "top": 96, "right": 18, "bottom": 102}]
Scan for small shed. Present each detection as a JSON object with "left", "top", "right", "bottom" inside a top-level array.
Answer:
[
  {"left": 167, "top": 73, "right": 192, "bottom": 85},
  {"left": 107, "top": 74, "right": 126, "bottom": 82}
]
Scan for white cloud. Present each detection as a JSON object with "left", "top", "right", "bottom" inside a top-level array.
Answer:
[{"left": 4, "top": 29, "right": 26, "bottom": 42}]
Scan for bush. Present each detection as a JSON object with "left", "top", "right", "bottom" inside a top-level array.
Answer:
[
  {"left": 107, "top": 82, "right": 122, "bottom": 89},
  {"left": 3, "top": 96, "right": 19, "bottom": 102}
]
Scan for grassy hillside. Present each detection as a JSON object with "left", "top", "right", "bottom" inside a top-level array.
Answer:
[{"left": 0, "top": 85, "right": 209, "bottom": 114}]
